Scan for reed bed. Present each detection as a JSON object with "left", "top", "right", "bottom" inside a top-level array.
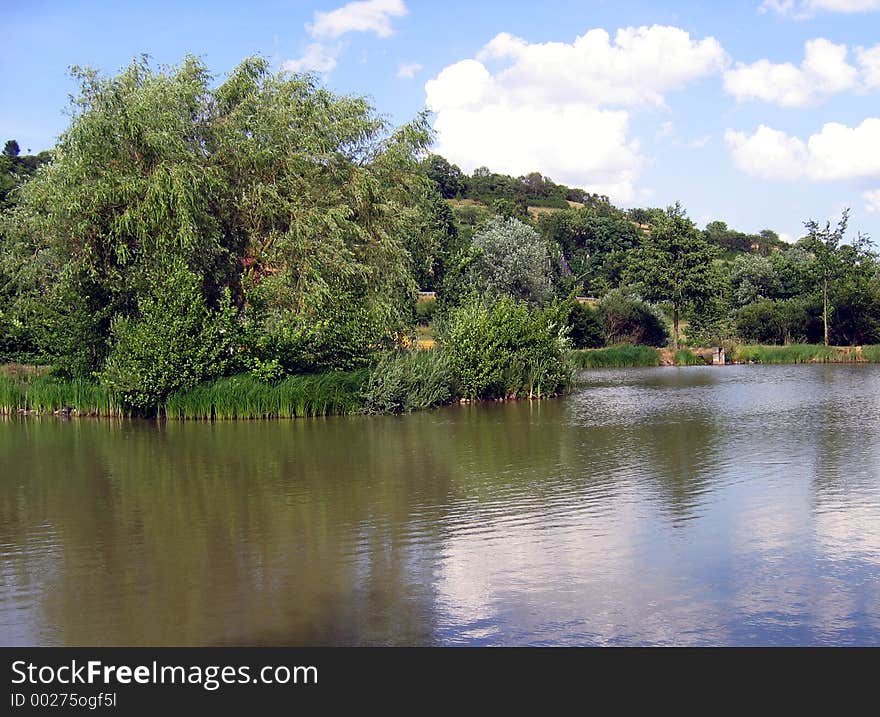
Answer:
[
  {"left": 674, "top": 349, "right": 706, "bottom": 366},
  {"left": 164, "top": 371, "right": 369, "bottom": 420},
  {"left": 861, "top": 345, "right": 880, "bottom": 363},
  {"left": 570, "top": 345, "right": 661, "bottom": 369},
  {"left": 0, "top": 374, "right": 126, "bottom": 416},
  {"left": 733, "top": 344, "right": 858, "bottom": 364}
]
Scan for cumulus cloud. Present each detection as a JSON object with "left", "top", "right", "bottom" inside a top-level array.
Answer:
[
  {"left": 858, "top": 44, "right": 880, "bottom": 89},
  {"left": 475, "top": 26, "right": 726, "bottom": 107},
  {"left": 425, "top": 25, "right": 726, "bottom": 202},
  {"left": 308, "top": 0, "right": 407, "bottom": 39},
  {"left": 865, "top": 189, "right": 880, "bottom": 213},
  {"left": 724, "top": 38, "right": 858, "bottom": 106},
  {"left": 760, "top": 0, "right": 880, "bottom": 14},
  {"left": 282, "top": 43, "right": 339, "bottom": 73},
  {"left": 725, "top": 118, "right": 880, "bottom": 181},
  {"left": 396, "top": 62, "right": 422, "bottom": 79}
]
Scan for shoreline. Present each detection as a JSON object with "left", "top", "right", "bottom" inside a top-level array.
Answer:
[{"left": 5, "top": 345, "right": 880, "bottom": 420}]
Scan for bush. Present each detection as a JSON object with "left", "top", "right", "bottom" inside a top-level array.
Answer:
[
  {"left": 597, "top": 290, "right": 669, "bottom": 347},
  {"left": 440, "top": 298, "right": 570, "bottom": 399},
  {"left": 567, "top": 302, "right": 604, "bottom": 349},
  {"left": 101, "top": 263, "right": 243, "bottom": 410},
  {"left": 249, "top": 289, "right": 396, "bottom": 375},
  {"left": 359, "top": 350, "right": 453, "bottom": 414},
  {"left": 736, "top": 298, "right": 822, "bottom": 345}
]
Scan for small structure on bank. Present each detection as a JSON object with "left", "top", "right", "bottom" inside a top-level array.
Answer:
[{"left": 713, "top": 346, "right": 726, "bottom": 365}]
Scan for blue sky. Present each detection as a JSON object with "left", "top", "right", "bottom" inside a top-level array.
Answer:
[{"left": 3, "top": 0, "right": 880, "bottom": 242}]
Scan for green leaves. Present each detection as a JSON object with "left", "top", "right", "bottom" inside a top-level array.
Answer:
[
  {"left": 470, "top": 216, "right": 551, "bottom": 305},
  {"left": 440, "top": 298, "right": 570, "bottom": 399},
  {"left": 100, "top": 262, "right": 242, "bottom": 410}
]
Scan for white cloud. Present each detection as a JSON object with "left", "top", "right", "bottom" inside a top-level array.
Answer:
[
  {"left": 725, "top": 118, "right": 880, "bottom": 181},
  {"left": 657, "top": 121, "right": 674, "bottom": 138},
  {"left": 759, "top": 0, "right": 796, "bottom": 12},
  {"left": 688, "top": 135, "right": 712, "bottom": 149},
  {"left": 282, "top": 43, "right": 339, "bottom": 73},
  {"left": 425, "top": 25, "right": 726, "bottom": 202},
  {"left": 283, "top": 0, "right": 406, "bottom": 77},
  {"left": 760, "top": 0, "right": 880, "bottom": 14},
  {"left": 396, "top": 62, "right": 422, "bottom": 79},
  {"left": 865, "top": 189, "right": 880, "bottom": 213},
  {"left": 308, "top": 0, "right": 407, "bottom": 39},
  {"left": 475, "top": 26, "right": 726, "bottom": 107},
  {"left": 724, "top": 38, "right": 857, "bottom": 107},
  {"left": 858, "top": 44, "right": 880, "bottom": 89}
]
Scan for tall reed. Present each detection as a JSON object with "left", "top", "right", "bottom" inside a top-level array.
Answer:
[
  {"left": 0, "top": 374, "right": 125, "bottom": 416},
  {"left": 674, "top": 349, "right": 706, "bottom": 366},
  {"left": 733, "top": 344, "right": 855, "bottom": 364},
  {"left": 570, "top": 345, "right": 661, "bottom": 369},
  {"left": 164, "top": 371, "right": 369, "bottom": 420}
]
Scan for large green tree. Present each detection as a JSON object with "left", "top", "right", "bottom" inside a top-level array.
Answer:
[
  {"left": 626, "top": 203, "right": 717, "bottom": 349},
  {"left": 2, "top": 56, "right": 433, "bottom": 386}
]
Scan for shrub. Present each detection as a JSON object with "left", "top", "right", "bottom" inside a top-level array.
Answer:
[
  {"left": 101, "top": 263, "right": 243, "bottom": 410},
  {"left": 440, "top": 298, "right": 570, "bottom": 399},
  {"left": 597, "top": 290, "right": 669, "bottom": 347},
  {"left": 567, "top": 302, "right": 604, "bottom": 349},
  {"left": 359, "top": 350, "right": 453, "bottom": 414},
  {"left": 250, "top": 292, "right": 395, "bottom": 375},
  {"left": 736, "top": 298, "right": 822, "bottom": 345}
]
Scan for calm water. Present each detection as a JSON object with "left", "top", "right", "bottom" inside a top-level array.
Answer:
[{"left": 2, "top": 365, "right": 880, "bottom": 646}]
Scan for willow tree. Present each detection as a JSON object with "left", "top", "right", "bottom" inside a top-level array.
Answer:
[
  {"left": 626, "top": 203, "right": 717, "bottom": 350},
  {"left": 3, "top": 55, "right": 433, "bottom": 383}
]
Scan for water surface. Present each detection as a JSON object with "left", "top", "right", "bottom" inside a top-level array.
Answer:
[{"left": 2, "top": 365, "right": 879, "bottom": 645}]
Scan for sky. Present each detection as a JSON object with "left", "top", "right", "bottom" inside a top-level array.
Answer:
[{"left": 3, "top": 0, "right": 880, "bottom": 242}]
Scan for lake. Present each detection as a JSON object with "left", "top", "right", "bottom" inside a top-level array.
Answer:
[{"left": 1, "top": 364, "right": 879, "bottom": 646}]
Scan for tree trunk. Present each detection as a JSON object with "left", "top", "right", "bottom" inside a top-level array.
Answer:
[
  {"left": 823, "top": 275, "right": 829, "bottom": 347},
  {"left": 673, "top": 305, "right": 680, "bottom": 351}
]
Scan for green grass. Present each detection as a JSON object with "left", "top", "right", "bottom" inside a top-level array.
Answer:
[
  {"left": 674, "top": 349, "right": 705, "bottom": 366},
  {"left": 733, "top": 344, "right": 856, "bottom": 364},
  {"left": 861, "top": 345, "right": 880, "bottom": 363},
  {"left": 570, "top": 345, "right": 661, "bottom": 369},
  {"left": 164, "top": 370, "right": 369, "bottom": 420},
  {"left": 0, "top": 374, "right": 125, "bottom": 416}
]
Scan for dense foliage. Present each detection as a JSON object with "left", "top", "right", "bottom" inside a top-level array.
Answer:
[
  {"left": 440, "top": 298, "right": 570, "bottom": 399},
  {"left": 2, "top": 54, "right": 879, "bottom": 416}
]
